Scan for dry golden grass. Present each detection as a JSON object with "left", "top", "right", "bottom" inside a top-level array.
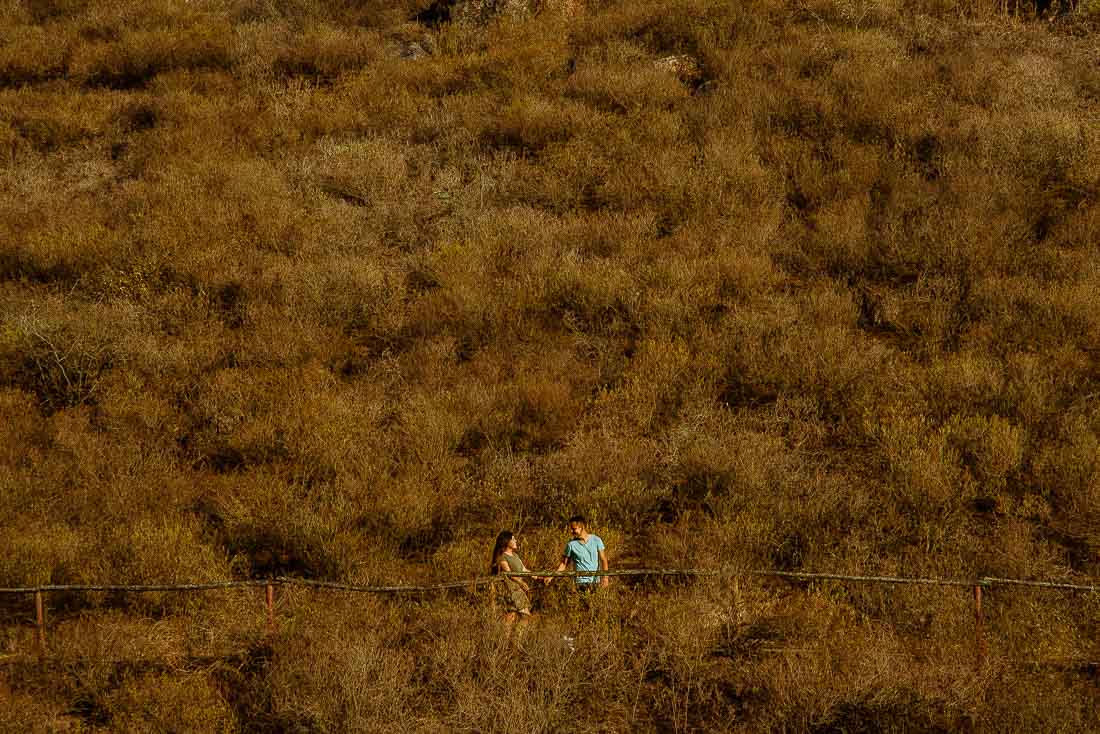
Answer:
[{"left": 1, "top": 0, "right": 1098, "bottom": 730}]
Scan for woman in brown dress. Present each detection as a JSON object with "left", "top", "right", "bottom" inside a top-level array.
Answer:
[{"left": 490, "top": 530, "right": 534, "bottom": 627}]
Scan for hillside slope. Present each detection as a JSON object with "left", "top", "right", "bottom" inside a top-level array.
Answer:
[{"left": 1, "top": 0, "right": 1098, "bottom": 730}]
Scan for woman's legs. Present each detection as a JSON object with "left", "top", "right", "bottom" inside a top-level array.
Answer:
[
  {"left": 502, "top": 611, "right": 517, "bottom": 631},
  {"left": 512, "top": 609, "right": 534, "bottom": 642}
]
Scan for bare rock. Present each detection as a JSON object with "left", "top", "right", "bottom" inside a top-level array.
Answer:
[
  {"left": 399, "top": 40, "right": 431, "bottom": 59},
  {"left": 386, "top": 31, "right": 434, "bottom": 60},
  {"left": 654, "top": 54, "right": 704, "bottom": 85},
  {"left": 461, "top": 0, "right": 538, "bottom": 23}
]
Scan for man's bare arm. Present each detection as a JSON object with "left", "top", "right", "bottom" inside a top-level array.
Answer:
[
  {"left": 598, "top": 549, "right": 610, "bottom": 587},
  {"left": 545, "top": 557, "right": 570, "bottom": 585}
]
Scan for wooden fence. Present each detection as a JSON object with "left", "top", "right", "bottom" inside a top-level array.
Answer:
[{"left": 2, "top": 569, "right": 1097, "bottom": 667}]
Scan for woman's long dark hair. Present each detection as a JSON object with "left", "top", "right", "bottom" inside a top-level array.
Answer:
[{"left": 490, "top": 530, "right": 513, "bottom": 575}]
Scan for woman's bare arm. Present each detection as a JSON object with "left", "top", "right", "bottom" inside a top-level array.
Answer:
[{"left": 500, "top": 557, "right": 530, "bottom": 591}]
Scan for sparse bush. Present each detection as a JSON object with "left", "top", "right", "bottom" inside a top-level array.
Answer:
[
  {"left": 0, "top": 24, "right": 70, "bottom": 85},
  {"left": 106, "top": 671, "right": 237, "bottom": 733},
  {"left": 0, "top": 307, "right": 117, "bottom": 412},
  {"left": 69, "top": 22, "right": 236, "bottom": 88},
  {"left": 270, "top": 25, "right": 384, "bottom": 79}
]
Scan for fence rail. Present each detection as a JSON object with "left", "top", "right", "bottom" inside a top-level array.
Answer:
[
  {"left": 3, "top": 569, "right": 1097, "bottom": 596},
  {"left": 3, "top": 568, "right": 1097, "bottom": 665}
]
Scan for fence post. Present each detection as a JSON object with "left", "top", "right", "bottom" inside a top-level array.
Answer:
[
  {"left": 974, "top": 584, "right": 986, "bottom": 669},
  {"left": 34, "top": 590, "right": 46, "bottom": 655},
  {"left": 265, "top": 583, "right": 276, "bottom": 634}
]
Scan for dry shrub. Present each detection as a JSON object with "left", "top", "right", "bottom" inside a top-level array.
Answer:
[
  {"left": 3, "top": 214, "right": 122, "bottom": 286},
  {"left": 0, "top": 521, "right": 85, "bottom": 588},
  {"left": 594, "top": 114, "right": 699, "bottom": 219},
  {"left": 603, "top": 337, "right": 697, "bottom": 434},
  {"left": 873, "top": 409, "right": 965, "bottom": 516},
  {"left": 28, "top": 613, "right": 242, "bottom": 730},
  {"left": 105, "top": 672, "right": 237, "bottom": 733},
  {"left": 641, "top": 584, "right": 742, "bottom": 729},
  {"left": 998, "top": 349, "right": 1080, "bottom": 427},
  {"left": 984, "top": 668, "right": 1100, "bottom": 732},
  {"left": 301, "top": 135, "right": 441, "bottom": 252},
  {"left": 0, "top": 303, "right": 124, "bottom": 412},
  {"left": 0, "top": 89, "right": 118, "bottom": 159},
  {"left": 249, "top": 592, "right": 650, "bottom": 730},
  {"left": 943, "top": 414, "right": 1025, "bottom": 493},
  {"left": 694, "top": 123, "right": 786, "bottom": 237},
  {"left": 566, "top": 40, "right": 692, "bottom": 113},
  {"left": 0, "top": 690, "right": 77, "bottom": 734},
  {"left": 180, "top": 363, "right": 387, "bottom": 482},
  {"left": 69, "top": 20, "right": 236, "bottom": 88},
  {"left": 204, "top": 471, "right": 366, "bottom": 579},
  {"left": 463, "top": 364, "right": 585, "bottom": 453},
  {"left": 0, "top": 24, "right": 70, "bottom": 84},
  {"left": 263, "top": 597, "right": 414, "bottom": 729},
  {"left": 310, "top": 135, "right": 412, "bottom": 202},
  {"left": 103, "top": 516, "right": 228, "bottom": 584},
  {"left": 270, "top": 25, "right": 385, "bottom": 79},
  {"left": 0, "top": 388, "right": 47, "bottom": 466},
  {"left": 744, "top": 588, "right": 981, "bottom": 732},
  {"left": 804, "top": 0, "right": 906, "bottom": 28},
  {"left": 482, "top": 93, "right": 596, "bottom": 154},
  {"left": 718, "top": 285, "right": 899, "bottom": 430},
  {"left": 1030, "top": 419, "right": 1100, "bottom": 572},
  {"left": 528, "top": 248, "right": 641, "bottom": 337},
  {"left": 229, "top": 0, "right": 362, "bottom": 25},
  {"left": 924, "top": 351, "right": 1006, "bottom": 418}
]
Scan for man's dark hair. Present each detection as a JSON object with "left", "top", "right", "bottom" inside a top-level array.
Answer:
[{"left": 568, "top": 514, "right": 586, "bottom": 526}]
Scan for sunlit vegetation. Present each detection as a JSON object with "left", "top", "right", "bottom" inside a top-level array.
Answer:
[{"left": 1, "top": 0, "right": 1098, "bottom": 730}]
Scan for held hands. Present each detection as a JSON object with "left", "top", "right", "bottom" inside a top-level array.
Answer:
[
  {"left": 545, "top": 562, "right": 568, "bottom": 585},
  {"left": 541, "top": 574, "right": 610, "bottom": 586}
]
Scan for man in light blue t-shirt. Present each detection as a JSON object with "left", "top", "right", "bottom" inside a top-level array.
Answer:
[{"left": 545, "top": 514, "right": 609, "bottom": 590}]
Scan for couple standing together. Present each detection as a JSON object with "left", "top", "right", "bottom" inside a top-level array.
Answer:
[{"left": 490, "top": 515, "right": 610, "bottom": 623}]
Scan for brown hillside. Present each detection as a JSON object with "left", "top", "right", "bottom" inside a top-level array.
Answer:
[{"left": 1, "top": 0, "right": 1098, "bottom": 730}]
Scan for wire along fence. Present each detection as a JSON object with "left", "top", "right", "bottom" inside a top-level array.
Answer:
[{"left": 2, "top": 569, "right": 1097, "bottom": 667}]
